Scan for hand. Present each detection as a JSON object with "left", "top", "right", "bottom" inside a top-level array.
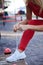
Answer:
[
  {"left": 13, "top": 24, "right": 29, "bottom": 32},
  {"left": 19, "top": 25, "right": 29, "bottom": 31},
  {"left": 13, "top": 23, "right": 21, "bottom": 32}
]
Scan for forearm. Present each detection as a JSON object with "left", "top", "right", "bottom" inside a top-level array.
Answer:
[{"left": 27, "top": 25, "right": 43, "bottom": 31}]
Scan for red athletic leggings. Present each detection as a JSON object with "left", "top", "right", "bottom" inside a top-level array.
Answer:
[
  {"left": 18, "top": 20, "right": 43, "bottom": 51},
  {"left": 18, "top": 2, "right": 43, "bottom": 51}
]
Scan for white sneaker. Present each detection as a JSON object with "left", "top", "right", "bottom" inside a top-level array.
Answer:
[{"left": 6, "top": 49, "right": 26, "bottom": 62}]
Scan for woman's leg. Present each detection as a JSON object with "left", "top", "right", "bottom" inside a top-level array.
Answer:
[
  {"left": 18, "top": 29, "right": 34, "bottom": 51},
  {"left": 6, "top": 20, "right": 43, "bottom": 62},
  {"left": 18, "top": 20, "right": 43, "bottom": 51}
]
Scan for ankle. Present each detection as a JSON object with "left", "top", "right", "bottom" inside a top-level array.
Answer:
[{"left": 18, "top": 49, "right": 23, "bottom": 53}]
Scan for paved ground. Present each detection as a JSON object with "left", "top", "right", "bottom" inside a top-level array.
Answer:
[
  {"left": 25, "top": 32, "right": 43, "bottom": 65},
  {"left": 0, "top": 20, "right": 43, "bottom": 65},
  {"left": 0, "top": 54, "right": 27, "bottom": 65}
]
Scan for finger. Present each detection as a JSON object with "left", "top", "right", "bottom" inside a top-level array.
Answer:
[{"left": 13, "top": 28, "right": 17, "bottom": 32}]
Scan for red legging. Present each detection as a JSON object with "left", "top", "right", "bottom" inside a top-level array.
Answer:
[
  {"left": 18, "top": 20, "right": 43, "bottom": 51},
  {"left": 18, "top": 2, "right": 43, "bottom": 51}
]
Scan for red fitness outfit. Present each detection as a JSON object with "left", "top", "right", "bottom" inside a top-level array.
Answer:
[{"left": 18, "top": 2, "right": 43, "bottom": 51}]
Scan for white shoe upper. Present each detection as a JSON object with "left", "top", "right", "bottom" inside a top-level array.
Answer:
[{"left": 6, "top": 49, "right": 26, "bottom": 62}]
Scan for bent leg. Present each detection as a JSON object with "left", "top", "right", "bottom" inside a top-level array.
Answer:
[
  {"left": 18, "top": 20, "right": 43, "bottom": 51},
  {"left": 6, "top": 20, "right": 43, "bottom": 62}
]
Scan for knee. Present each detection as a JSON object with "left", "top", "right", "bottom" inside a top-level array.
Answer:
[{"left": 28, "top": 20, "right": 37, "bottom": 25}]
